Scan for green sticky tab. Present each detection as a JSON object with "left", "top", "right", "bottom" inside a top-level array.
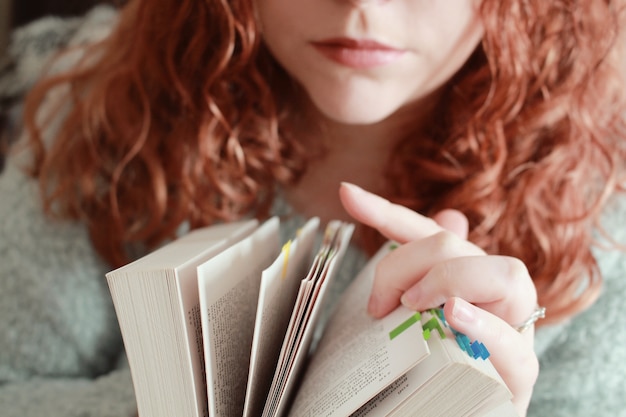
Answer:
[
  {"left": 421, "top": 316, "right": 446, "bottom": 340},
  {"left": 389, "top": 312, "right": 422, "bottom": 340}
]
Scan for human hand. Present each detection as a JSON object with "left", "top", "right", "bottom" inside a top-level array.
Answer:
[{"left": 339, "top": 182, "right": 540, "bottom": 416}]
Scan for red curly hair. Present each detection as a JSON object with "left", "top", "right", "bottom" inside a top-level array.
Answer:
[{"left": 23, "top": 0, "right": 626, "bottom": 324}]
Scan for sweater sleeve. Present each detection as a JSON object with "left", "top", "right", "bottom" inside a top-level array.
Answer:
[
  {"left": 0, "top": 8, "right": 138, "bottom": 417},
  {"left": 0, "top": 137, "right": 137, "bottom": 417},
  {"left": 528, "top": 197, "right": 626, "bottom": 417}
]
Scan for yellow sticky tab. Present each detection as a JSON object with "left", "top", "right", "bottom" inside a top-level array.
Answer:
[{"left": 281, "top": 240, "right": 292, "bottom": 280}]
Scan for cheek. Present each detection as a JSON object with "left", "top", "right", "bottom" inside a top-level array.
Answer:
[
  {"left": 256, "top": 2, "right": 306, "bottom": 70},
  {"left": 256, "top": 0, "right": 288, "bottom": 44},
  {"left": 405, "top": 12, "right": 483, "bottom": 97},
  {"left": 256, "top": 0, "right": 313, "bottom": 40},
  {"left": 397, "top": 0, "right": 483, "bottom": 72}
]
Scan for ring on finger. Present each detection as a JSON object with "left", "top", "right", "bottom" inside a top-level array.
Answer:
[{"left": 514, "top": 306, "right": 546, "bottom": 333}]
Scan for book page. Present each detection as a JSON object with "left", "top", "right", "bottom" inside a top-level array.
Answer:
[
  {"left": 262, "top": 248, "right": 326, "bottom": 416},
  {"left": 348, "top": 310, "right": 453, "bottom": 417},
  {"left": 197, "top": 217, "right": 281, "bottom": 417},
  {"left": 287, "top": 242, "right": 430, "bottom": 417},
  {"left": 351, "top": 310, "right": 511, "bottom": 417},
  {"left": 107, "top": 220, "right": 258, "bottom": 417},
  {"left": 175, "top": 221, "right": 259, "bottom": 417},
  {"left": 242, "top": 217, "right": 320, "bottom": 417},
  {"left": 265, "top": 221, "right": 355, "bottom": 417}
]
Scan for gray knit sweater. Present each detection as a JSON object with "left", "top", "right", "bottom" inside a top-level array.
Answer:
[{"left": 1, "top": 7, "right": 625, "bottom": 417}]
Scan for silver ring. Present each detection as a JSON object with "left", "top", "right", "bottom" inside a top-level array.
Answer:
[{"left": 514, "top": 306, "right": 546, "bottom": 333}]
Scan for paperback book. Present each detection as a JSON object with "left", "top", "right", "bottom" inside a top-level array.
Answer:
[{"left": 106, "top": 217, "right": 515, "bottom": 417}]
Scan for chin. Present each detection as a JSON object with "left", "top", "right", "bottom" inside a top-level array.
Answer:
[
  {"left": 324, "top": 110, "right": 392, "bottom": 125},
  {"left": 310, "top": 94, "right": 399, "bottom": 126}
]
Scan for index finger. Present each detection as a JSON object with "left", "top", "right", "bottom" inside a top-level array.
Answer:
[{"left": 339, "top": 182, "right": 443, "bottom": 243}]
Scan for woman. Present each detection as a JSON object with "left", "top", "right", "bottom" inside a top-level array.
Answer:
[{"left": 1, "top": 0, "right": 625, "bottom": 416}]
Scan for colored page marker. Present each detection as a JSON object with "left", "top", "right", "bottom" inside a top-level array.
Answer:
[
  {"left": 421, "top": 316, "right": 446, "bottom": 340},
  {"left": 389, "top": 312, "right": 422, "bottom": 340},
  {"left": 281, "top": 240, "right": 292, "bottom": 280}
]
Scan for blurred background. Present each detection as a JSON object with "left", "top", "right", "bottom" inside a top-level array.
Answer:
[
  {"left": 1, "top": 0, "right": 11, "bottom": 53},
  {"left": 1, "top": 0, "right": 113, "bottom": 53},
  {"left": 0, "top": 0, "right": 116, "bottom": 171}
]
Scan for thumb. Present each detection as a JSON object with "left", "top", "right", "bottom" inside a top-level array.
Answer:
[{"left": 432, "top": 209, "right": 469, "bottom": 239}]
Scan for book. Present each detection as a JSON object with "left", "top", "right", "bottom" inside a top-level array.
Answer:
[{"left": 106, "top": 217, "right": 516, "bottom": 417}]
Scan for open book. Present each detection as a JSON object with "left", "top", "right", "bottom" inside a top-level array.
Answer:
[{"left": 106, "top": 217, "right": 516, "bottom": 417}]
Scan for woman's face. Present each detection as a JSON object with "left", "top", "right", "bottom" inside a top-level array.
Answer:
[{"left": 256, "top": 0, "right": 483, "bottom": 125}]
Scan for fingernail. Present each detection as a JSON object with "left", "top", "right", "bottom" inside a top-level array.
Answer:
[
  {"left": 452, "top": 298, "right": 476, "bottom": 323},
  {"left": 344, "top": 181, "right": 385, "bottom": 202},
  {"left": 340, "top": 181, "right": 359, "bottom": 189},
  {"left": 400, "top": 288, "right": 420, "bottom": 310},
  {"left": 367, "top": 293, "right": 380, "bottom": 317},
  {"left": 341, "top": 182, "right": 369, "bottom": 197}
]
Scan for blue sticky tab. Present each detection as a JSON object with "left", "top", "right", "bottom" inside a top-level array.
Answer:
[
  {"left": 472, "top": 341, "right": 490, "bottom": 360},
  {"left": 456, "top": 334, "right": 472, "bottom": 355}
]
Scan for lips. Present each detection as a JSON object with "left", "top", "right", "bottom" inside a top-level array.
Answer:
[{"left": 312, "top": 38, "right": 406, "bottom": 69}]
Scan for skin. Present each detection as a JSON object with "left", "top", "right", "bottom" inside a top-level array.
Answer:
[
  {"left": 339, "top": 183, "right": 538, "bottom": 416},
  {"left": 256, "top": 0, "right": 539, "bottom": 415},
  {"left": 257, "top": 0, "right": 484, "bottom": 124}
]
